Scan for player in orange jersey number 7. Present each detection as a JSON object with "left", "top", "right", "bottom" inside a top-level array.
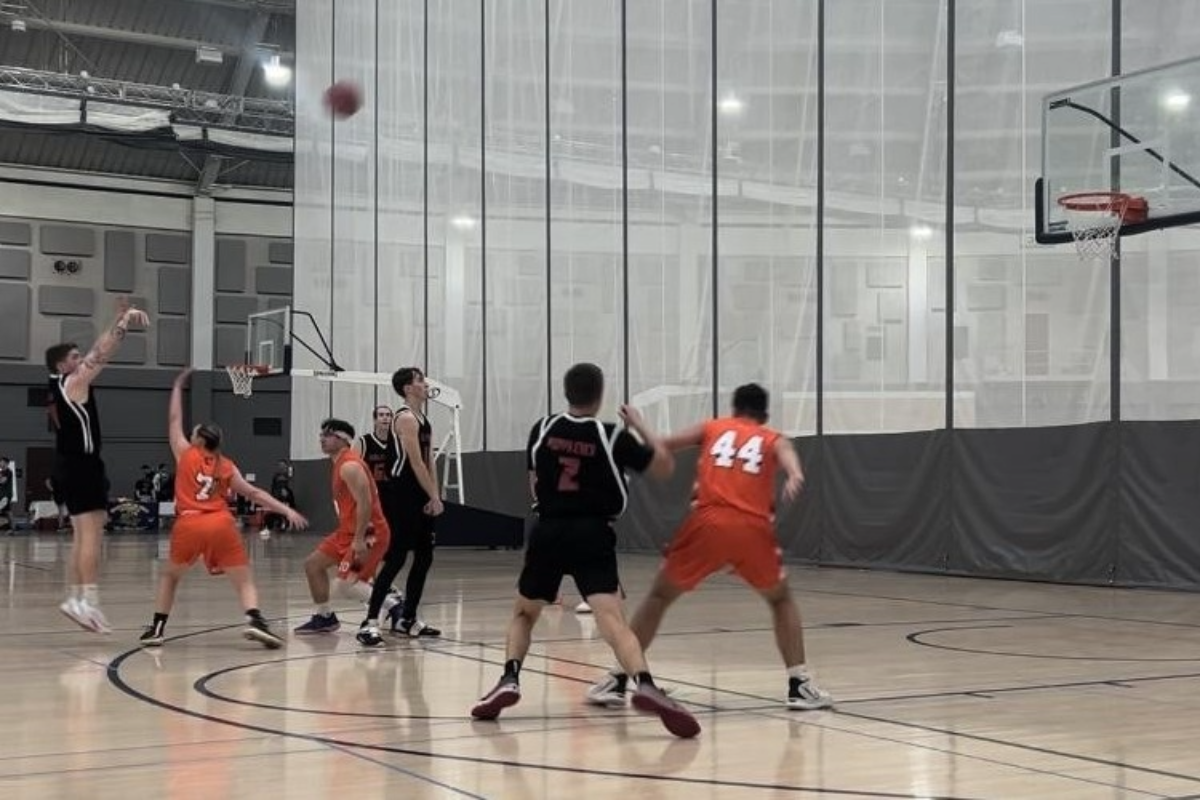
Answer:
[
  {"left": 138, "top": 369, "right": 308, "bottom": 649},
  {"left": 586, "top": 383, "right": 834, "bottom": 711}
]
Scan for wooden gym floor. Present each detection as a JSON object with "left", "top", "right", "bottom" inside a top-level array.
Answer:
[{"left": 2, "top": 530, "right": 1199, "bottom": 799}]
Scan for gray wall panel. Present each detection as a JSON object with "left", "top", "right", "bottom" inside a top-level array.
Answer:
[
  {"left": 216, "top": 239, "right": 247, "bottom": 292},
  {"left": 40, "top": 225, "right": 95, "bottom": 256},
  {"left": 60, "top": 319, "right": 95, "bottom": 346},
  {"left": 268, "top": 242, "right": 294, "bottom": 264},
  {"left": 215, "top": 295, "right": 261, "bottom": 324},
  {"left": 38, "top": 286, "right": 94, "bottom": 316},
  {"left": 255, "top": 266, "right": 293, "bottom": 295},
  {"left": 215, "top": 326, "right": 247, "bottom": 366},
  {"left": 0, "top": 248, "right": 31, "bottom": 280},
  {"left": 103, "top": 230, "right": 137, "bottom": 292},
  {"left": 0, "top": 221, "right": 31, "bottom": 246},
  {"left": 145, "top": 233, "right": 190, "bottom": 264},
  {"left": 0, "top": 283, "right": 30, "bottom": 358},
  {"left": 157, "top": 318, "right": 190, "bottom": 367},
  {"left": 109, "top": 334, "right": 148, "bottom": 365},
  {"left": 158, "top": 268, "right": 190, "bottom": 315}
]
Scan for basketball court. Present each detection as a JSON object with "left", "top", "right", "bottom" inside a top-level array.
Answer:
[
  {"left": 7, "top": 534, "right": 1200, "bottom": 798},
  {"left": 5, "top": 2, "right": 1200, "bottom": 799}
]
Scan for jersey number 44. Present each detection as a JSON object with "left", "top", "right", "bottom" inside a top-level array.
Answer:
[{"left": 708, "top": 430, "right": 764, "bottom": 474}]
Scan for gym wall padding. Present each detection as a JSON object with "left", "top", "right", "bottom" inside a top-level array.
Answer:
[{"left": 615, "top": 422, "right": 1200, "bottom": 591}]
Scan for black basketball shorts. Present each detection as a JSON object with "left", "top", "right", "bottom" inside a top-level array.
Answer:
[
  {"left": 518, "top": 517, "right": 620, "bottom": 603},
  {"left": 52, "top": 454, "right": 110, "bottom": 516}
]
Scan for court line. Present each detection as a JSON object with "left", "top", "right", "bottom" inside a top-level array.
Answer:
[
  {"left": 833, "top": 706, "right": 1200, "bottom": 785},
  {"left": 907, "top": 625, "right": 1200, "bottom": 662},
  {"left": 837, "top": 669, "right": 1200, "bottom": 706},
  {"left": 105, "top": 633, "right": 983, "bottom": 799},
  {"left": 518, "top": 612, "right": 1066, "bottom": 646},
  {"left": 802, "top": 584, "right": 1200, "bottom": 632},
  {"left": 324, "top": 742, "right": 490, "bottom": 800},
  {"left": 218, "top": 632, "right": 1177, "bottom": 796},
  {"left": 6, "top": 561, "right": 54, "bottom": 572},
  {"left": 468, "top": 632, "right": 1200, "bottom": 791},
  {"left": 0, "top": 742, "right": 344, "bottom": 783},
  {"left": 193, "top": 650, "right": 610, "bottom": 721},
  {"left": 199, "top": 632, "right": 1171, "bottom": 798},
  {"left": 107, "top": 599, "right": 1193, "bottom": 797}
]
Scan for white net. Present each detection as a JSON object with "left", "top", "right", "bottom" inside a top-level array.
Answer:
[
  {"left": 1060, "top": 193, "right": 1130, "bottom": 261},
  {"left": 224, "top": 365, "right": 264, "bottom": 398}
]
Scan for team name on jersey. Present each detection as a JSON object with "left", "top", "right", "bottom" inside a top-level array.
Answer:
[{"left": 546, "top": 437, "right": 596, "bottom": 457}]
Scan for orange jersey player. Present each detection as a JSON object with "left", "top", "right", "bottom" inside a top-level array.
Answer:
[
  {"left": 586, "top": 383, "right": 834, "bottom": 712},
  {"left": 294, "top": 418, "right": 392, "bottom": 635},
  {"left": 138, "top": 368, "right": 308, "bottom": 649}
]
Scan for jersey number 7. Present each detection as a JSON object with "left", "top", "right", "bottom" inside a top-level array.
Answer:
[
  {"left": 195, "top": 473, "right": 216, "bottom": 501},
  {"left": 709, "top": 431, "right": 764, "bottom": 474}
]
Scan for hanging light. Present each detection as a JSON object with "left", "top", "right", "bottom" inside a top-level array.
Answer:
[{"left": 263, "top": 55, "right": 292, "bottom": 87}]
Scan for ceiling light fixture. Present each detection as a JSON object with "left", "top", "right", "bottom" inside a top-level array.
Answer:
[
  {"left": 718, "top": 95, "right": 745, "bottom": 116},
  {"left": 262, "top": 54, "right": 292, "bottom": 87},
  {"left": 1164, "top": 91, "right": 1191, "bottom": 112}
]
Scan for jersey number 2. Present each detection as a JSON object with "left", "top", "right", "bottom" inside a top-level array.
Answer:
[
  {"left": 557, "top": 457, "right": 581, "bottom": 491},
  {"left": 709, "top": 431, "right": 764, "bottom": 474},
  {"left": 195, "top": 474, "right": 216, "bottom": 501}
]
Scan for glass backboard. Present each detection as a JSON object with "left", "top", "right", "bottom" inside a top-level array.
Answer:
[
  {"left": 246, "top": 306, "right": 290, "bottom": 375},
  {"left": 1037, "top": 55, "right": 1200, "bottom": 245}
]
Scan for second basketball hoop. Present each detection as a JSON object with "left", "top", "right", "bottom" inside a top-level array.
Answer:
[{"left": 1057, "top": 191, "right": 1148, "bottom": 261}]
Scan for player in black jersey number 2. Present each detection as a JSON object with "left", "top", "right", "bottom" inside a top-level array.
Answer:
[{"left": 471, "top": 362, "right": 700, "bottom": 738}]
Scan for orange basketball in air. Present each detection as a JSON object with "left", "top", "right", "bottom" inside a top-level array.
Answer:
[{"left": 323, "top": 81, "right": 363, "bottom": 119}]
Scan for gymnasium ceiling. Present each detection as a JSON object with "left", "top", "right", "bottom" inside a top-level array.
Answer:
[{"left": 0, "top": 0, "right": 295, "bottom": 190}]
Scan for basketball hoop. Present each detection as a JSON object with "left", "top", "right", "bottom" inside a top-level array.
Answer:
[
  {"left": 224, "top": 364, "right": 269, "bottom": 398},
  {"left": 1057, "top": 191, "right": 1148, "bottom": 261}
]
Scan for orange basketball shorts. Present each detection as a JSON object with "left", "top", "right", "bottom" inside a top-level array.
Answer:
[
  {"left": 318, "top": 522, "right": 390, "bottom": 581},
  {"left": 170, "top": 511, "right": 249, "bottom": 575},
  {"left": 662, "top": 505, "right": 784, "bottom": 592}
]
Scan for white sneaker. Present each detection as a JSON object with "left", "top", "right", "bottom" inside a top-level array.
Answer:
[
  {"left": 585, "top": 672, "right": 628, "bottom": 707},
  {"left": 76, "top": 598, "right": 113, "bottom": 634},
  {"left": 59, "top": 597, "right": 89, "bottom": 630},
  {"left": 574, "top": 601, "right": 592, "bottom": 614},
  {"left": 787, "top": 676, "right": 834, "bottom": 710}
]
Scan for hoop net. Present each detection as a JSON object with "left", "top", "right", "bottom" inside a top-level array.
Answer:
[
  {"left": 1058, "top": 192, "right": 1134, "bottom": 261},
  {"left": 224, "top": 364, "right": 269, "bottom": 398}
]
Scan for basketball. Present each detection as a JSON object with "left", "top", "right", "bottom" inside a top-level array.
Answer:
[{"left": 323, "top": 80, "right": 362, "bottom": 119}]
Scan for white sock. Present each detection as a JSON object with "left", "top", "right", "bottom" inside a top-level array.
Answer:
[
  {"left": 787, "top": 664, "right": 810, "bottom": 681},
  {"left": 81, "top": 584, "right": 99, "bottom": 606},
  {"left": 67, "top": 584, "right": 80, "bottom": 602},
  {"left": 381, "top": 592, "right": 400, "bottom": 614},
  {"left": 335, "top": 579, "right": 373, "bottom": 604},
  {"left": 316, "top": 603, "right": 333, "bottom": 616}
]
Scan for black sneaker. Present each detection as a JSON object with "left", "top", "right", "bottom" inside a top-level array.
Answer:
[
  {"left": 470, "top": 676, "right": 521, "bottom": 720},
  {"left": 139, "top": 625, "right": 165, "bottom": 648},
  {"left": 397, "top": 618, "right": 441, "bottom": 638},
  {"left": 293, "top": 612, "right": 340, "bottom": 635},
  {"left": 386, "top": 603, "right": 404, "bottom": 632},
  {"left": 243, "top": 617, "right": 284, "bottom": 649},
  {"left": 356, "top": 622, "right": 385, "bottom": 648},
  {"left": 631, "top": 683, "right": 701, "bottom": 739}
]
